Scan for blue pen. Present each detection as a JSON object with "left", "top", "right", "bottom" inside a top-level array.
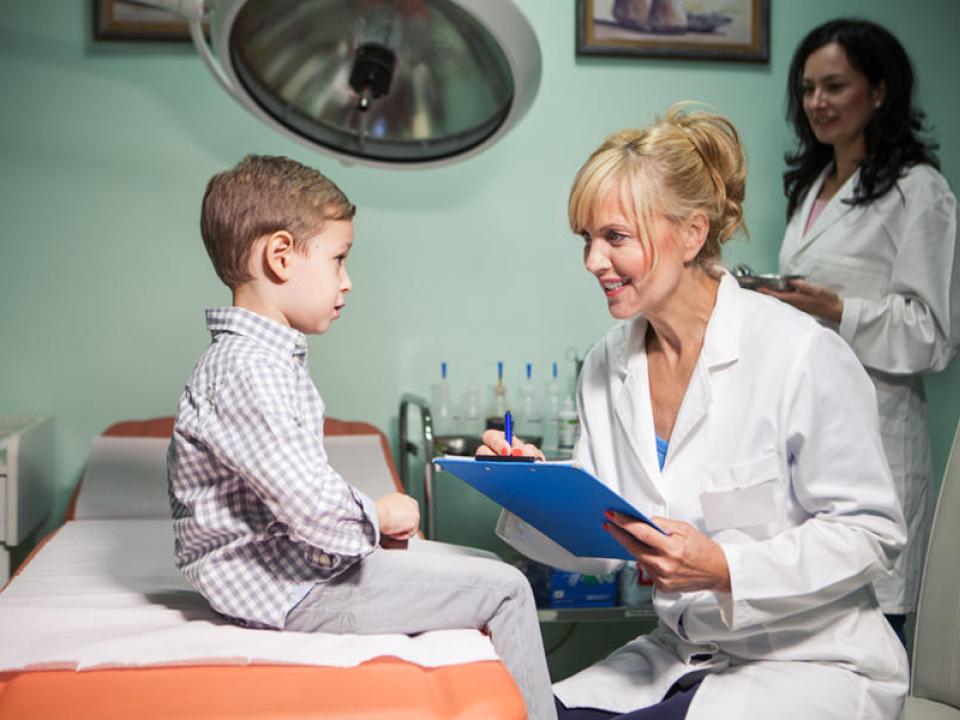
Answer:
[{"left": 504, "top": 410, "right": 513, "bottom": 452}]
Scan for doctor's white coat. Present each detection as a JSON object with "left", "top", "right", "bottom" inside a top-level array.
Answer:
[
  {"left": 498, "top": 274, "right": 909, "bottom": 719},
  {"left": 779, "top": 163, "right": 960, "bottom": 613}
]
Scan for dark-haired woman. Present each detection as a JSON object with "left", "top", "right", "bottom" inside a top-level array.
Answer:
[{"left": 765, "top": 18, "right": 960, "bottom": 644}]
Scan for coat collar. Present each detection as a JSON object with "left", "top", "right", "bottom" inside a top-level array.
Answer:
[
  {"left": 790, "top": 164, "right": 860, "bottom": 255},
  {"left": 611, "top": 271, "right": 741, "bottom": 380},
  {"left": 610, "top": 271, "right": 742, "bottom": 479},
  {"left": 699, "top": 271, "right": 742, "bottom": 370}
]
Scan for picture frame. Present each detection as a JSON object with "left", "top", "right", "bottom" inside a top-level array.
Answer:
[
  {"left": 94, "top": 0, "right": 194, "bottom": 42},
  {"left": 576, "top": 0, "right": 770, "bottom": 63}
]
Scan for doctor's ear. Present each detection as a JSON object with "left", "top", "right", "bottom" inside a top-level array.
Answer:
[
  {"left": 873, "top": 79, "right": 887, "bottom": 110},
  {"left": 680, "top": 212, "right": 710, "bottom": 262},
  {"left": 260, "top": 230, "right": 297, "bottom": 282}
]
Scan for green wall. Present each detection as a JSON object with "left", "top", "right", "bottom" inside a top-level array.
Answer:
[{"left": 1, "top": 0, "right": 959, "bottom": 537}]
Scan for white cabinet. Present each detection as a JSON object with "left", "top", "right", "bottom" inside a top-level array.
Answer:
[{"left": 0, "top": 416, "right": 53, "bottom": 585}]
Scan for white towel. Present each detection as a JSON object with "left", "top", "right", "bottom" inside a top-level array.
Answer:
[{"left": 0, "top": 520, "right": 497, "bottom": 671}]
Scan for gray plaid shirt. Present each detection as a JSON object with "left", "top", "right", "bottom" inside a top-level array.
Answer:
[{"left": 168, "top": 307, "right": 378, "bottom": 628}]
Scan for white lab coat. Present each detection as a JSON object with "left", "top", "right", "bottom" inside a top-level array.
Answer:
[
  {"left": 497, "top": 274, "right": 909, "bottom": 719},
  {"left": 779, "top": 163, "right": 960, "bottom": 613}
]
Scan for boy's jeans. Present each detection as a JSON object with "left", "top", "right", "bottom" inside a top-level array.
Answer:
[{"left": 285, "top": 541, "right": 557, "bottom": 720}]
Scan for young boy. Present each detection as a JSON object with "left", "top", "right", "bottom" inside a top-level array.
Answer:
[{"left": 167, "top": 155, "right": 556, "bottom": 719}]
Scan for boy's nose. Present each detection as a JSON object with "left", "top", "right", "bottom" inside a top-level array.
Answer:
[{"left": 341, "top": 268, "right": 352, "bottom": 293}]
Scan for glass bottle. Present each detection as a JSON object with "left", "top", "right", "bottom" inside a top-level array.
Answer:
[
  {"left": 515, "top": 363, "right": 543, "bottom": 447},
  {"left": 485, "top": 361, "right": 509, "bottom": 431}
]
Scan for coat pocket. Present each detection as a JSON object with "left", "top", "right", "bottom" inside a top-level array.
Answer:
[{"left": 699, "top": 454, "right": 782, "bottom": 532}]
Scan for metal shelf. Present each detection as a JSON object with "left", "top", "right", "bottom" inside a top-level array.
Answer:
[{"left": 537, "top": 605, "right": 656, "bottom": 623}]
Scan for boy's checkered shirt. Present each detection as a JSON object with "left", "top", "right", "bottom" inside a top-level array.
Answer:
[{"left": 168, "top": 307, "right": 378, "bottom": 629}]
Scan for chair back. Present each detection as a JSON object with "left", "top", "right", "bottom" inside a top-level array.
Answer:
[{"left": 911, "top": 413, "right": 960, "bottom": 707}]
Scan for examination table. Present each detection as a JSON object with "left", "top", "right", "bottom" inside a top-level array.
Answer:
[{"left": 0, "top": 417, "right": 524, "bottom": 719}]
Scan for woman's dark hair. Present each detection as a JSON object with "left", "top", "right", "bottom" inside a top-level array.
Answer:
[{"left": 783, "top": 18, "right": 939, "bottom": 218}]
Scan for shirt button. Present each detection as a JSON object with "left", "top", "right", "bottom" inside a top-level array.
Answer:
[{"left": 318, "top": 554, "right": 331, "bottom": 567}]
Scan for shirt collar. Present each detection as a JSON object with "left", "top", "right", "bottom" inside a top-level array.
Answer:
[{"left": 205, "top": 307, "right": 308, "bottom": 360}]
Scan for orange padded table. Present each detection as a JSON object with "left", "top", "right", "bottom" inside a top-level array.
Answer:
[
  {"left": 0, "top": 418, "right": 525, "bottom": 720},
  {"left": 0, "top": 660, "right": 522, "bottom": 720}
]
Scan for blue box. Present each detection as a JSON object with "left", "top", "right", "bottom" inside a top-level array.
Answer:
[{"left": 522, "top": 561, "right": 617, "bottom": 608}]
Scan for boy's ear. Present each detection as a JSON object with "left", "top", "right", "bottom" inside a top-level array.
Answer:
[{"left": 261, "top": 230, "right": 297, "bottom": 282}]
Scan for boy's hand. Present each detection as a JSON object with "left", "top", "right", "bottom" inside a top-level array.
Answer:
[{"left": 375, "top": 492, "right": 420, "bottom": 540}]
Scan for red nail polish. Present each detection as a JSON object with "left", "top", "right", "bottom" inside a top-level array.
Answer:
[
  {"left": 604, "top": 510, "right": 614, "bottom": 520},
  {"left": 511, "top": 448, "right": 524, "bottom": 456},
  {"left": 500, "top": 447, "right": 509, "bottom": 456}
]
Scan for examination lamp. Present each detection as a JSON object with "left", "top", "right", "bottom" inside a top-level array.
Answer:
[{"left": 143, "top": 0, "right": 542, "bottom": 168}]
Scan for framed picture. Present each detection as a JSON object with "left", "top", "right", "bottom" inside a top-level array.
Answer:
[
  {"left": 576, "top": 0, "right": 769, "bottom": 62},
  {"left": 94, "top": 0, "right": 194, "bottom": 42}
]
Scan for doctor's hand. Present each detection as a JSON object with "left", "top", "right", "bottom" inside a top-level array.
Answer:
[
  {"left": 375, "top": 492, "right": 420, "bottom": 541},
  {"left": 477, "top": 429, "right": 546, "bottom": 460},
  {"left": 759, "top": 279, "right": 843, "bottom": 324},
  {"left": 604, "top": 512, "right": 731, "bottom": 593}
]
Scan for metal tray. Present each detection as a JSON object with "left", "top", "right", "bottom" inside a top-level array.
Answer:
[{"left": 732, "top": 265, "right": 803, "bottom": 292}]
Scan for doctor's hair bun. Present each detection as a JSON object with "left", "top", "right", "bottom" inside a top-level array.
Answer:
[
  {"left": 568, "top": 103, "right": 747, "bottom": 264},
  {"left": 657, "top": 103, "right": 747, "bottom": 260}
]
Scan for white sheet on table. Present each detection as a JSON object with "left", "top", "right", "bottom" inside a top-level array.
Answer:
[
  {"left": 75, "top": 434, "right": 400, "bottom": 520},
  {"left": 0, "top": 519, "right": 497, "bottom": 671},
  {"left": 75, "top": 437, "right": 171, "bottom": 520}
]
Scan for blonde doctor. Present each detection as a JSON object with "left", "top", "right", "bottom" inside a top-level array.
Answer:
[
  {"left": 484, "top": 105, "right": 908, "bottom": 720},
  {"left": 765, "top": 18, "right": 960, "bottom": 643}
]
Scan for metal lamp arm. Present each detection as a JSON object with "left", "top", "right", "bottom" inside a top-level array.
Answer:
[
  {"left": 131, "top": 0, "right": 233, "bottom": 94},
  {"left": 186, "top": 2, "right": 235, "bottom": 96}
]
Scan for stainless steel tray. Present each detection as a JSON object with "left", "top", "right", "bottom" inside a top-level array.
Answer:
[{"left": 732, "top": 265, "right": 803, "bottom": 291}]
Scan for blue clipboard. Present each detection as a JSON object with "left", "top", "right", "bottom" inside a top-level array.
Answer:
[{"left": 433, "top": 456, "right": 665, "bottom": 560}]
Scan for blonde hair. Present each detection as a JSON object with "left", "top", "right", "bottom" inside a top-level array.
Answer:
[
  {"left": 568, "top": 104, "right": 747, "bottom": 266},
  {"left": 200, "top": 154, "right": 356, "bottom": 288}
]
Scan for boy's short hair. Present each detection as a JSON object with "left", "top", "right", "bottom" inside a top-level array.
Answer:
[{"left": 201, "top": 155, "right": 356, "bottom": 288}]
